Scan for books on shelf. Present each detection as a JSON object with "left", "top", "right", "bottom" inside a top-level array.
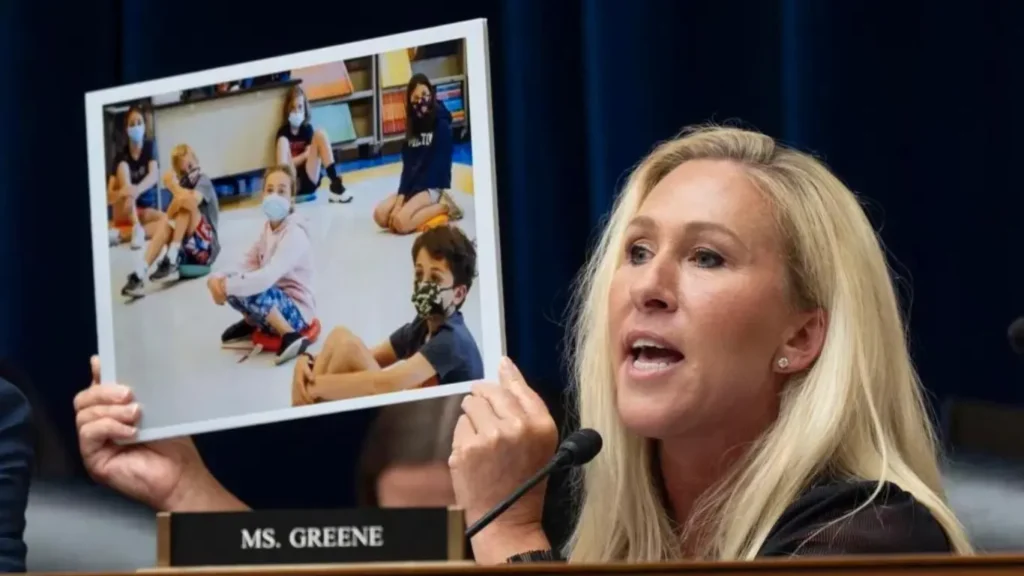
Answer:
[
  {"left": 292, "top": 61, "right": 354, "bottom": 101},
  {"left": 381, "top": 90, "right": 407, "bottom": 136},
  {"left": 435, "top": 80, "right": 465, "bottom": 125},
  {"left": 380, "top": 50, "right": 413, "bottom": 89}
]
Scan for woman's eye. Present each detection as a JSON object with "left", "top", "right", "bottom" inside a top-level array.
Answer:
[
  {"left": 627, "top": 243, "right": 653, "bottom": 265},
  {"left": 692, "top": 248, "right": 725, "bottom": 268}
]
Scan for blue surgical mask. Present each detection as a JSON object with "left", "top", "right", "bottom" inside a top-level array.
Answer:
[
  {"left": 262, "top": 193, "right": 291, "bottom": 223},
  {"left": 127, "top": 124, "right": 145, "bottom": 144},
  {"left": 288, "top": 112, "right": 303, "bottom": 129}
]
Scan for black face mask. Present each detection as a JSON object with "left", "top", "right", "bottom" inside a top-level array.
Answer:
[
  {"left": 412, "top": 95, "right": 433, "bottom": 119},
  {"left": 412, "top": 280, "right": 455, "bottom": 318},
  {"left": 180, "top": 166, "right": 201, "bottom": 188}
]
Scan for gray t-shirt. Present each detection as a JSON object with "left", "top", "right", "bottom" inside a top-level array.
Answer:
[
  {"left": 388, "top": 311, "right": 483, "bottom": 385},
  {"left": 191, "top": 174, "right": 221, "bottom": 262}
]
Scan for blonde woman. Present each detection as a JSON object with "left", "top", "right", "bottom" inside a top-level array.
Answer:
[
  {"left": 449, "top": 125, "right": 973, "bottom": 563},
  {"left": 72, "top": 125, "right": 971, "bottom": 563}
]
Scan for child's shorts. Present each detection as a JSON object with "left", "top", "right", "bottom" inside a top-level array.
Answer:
[
  {"left": 180, "top": 216, "right": 215, "bottom": 265},
  {"left": 227, "top": 286, "right": 309, "bottom": 334}
]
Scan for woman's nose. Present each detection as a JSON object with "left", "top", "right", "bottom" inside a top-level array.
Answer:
[{"left": 629, "top": 256, "right": 679, "bottom": 313}]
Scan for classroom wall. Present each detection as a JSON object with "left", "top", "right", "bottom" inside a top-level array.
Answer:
[{"left": 152, "top": 84, "right": 291, "bottom": 181}]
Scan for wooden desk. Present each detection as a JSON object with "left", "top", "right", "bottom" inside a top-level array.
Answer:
[{"left": 31, "top": 554, "right": 1024, "bottom": 576}]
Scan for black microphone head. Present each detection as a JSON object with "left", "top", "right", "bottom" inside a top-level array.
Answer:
[
  {"left": 556, "top": 428, "right": 603, "bottom": 466},
  {"left": 1009, "top": 317, "right": 1024, "bottom": 355}
]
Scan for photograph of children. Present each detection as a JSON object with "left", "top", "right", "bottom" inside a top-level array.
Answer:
[{"left": 86, "top": 21, "right": 503, "bottom": 442}]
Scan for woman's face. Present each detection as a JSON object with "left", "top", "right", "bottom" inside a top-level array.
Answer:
[
  {"left": 410, "top": 84, "right": 432, "bottom": 117},
  {"left": 608, "top": 159, "right": 808, "bottom": 440},
  {"left": 264, "top": 170, "right": 293, "bottom": 200}
]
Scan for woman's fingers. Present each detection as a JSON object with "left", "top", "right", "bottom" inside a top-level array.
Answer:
[
  {"left": 90, "top": 356, "right": 101, "bottom": 386},
  {"left": 76, "top": 402, "right": 140, "bottom": 431},
  {"left": 460, "top": 394, "right": 501, "bottom": 439},
  {"left": 73, "top": 382, "right": 134, "bottom": 413},
  {"left": 497, "top": 357, "right": 549, "bottom": 419},
  {"left": 471, "top": 382, "right": 527, "bottom": 422},
  {"left": 78, "top": 417, "right": 137, "bottom": 454}
]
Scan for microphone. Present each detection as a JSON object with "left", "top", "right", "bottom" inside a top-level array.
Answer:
[
  {"left": 464, "top": 428, "right": 603, "bottom": 539},
  {"left": 1009, "top": 317, "right": 1024, "bottom": 355}
]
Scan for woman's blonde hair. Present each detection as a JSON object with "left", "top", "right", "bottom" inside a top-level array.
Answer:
[
  {"left": 170, "top": 143, "right": 197, "bottom": 177},
  {"left": 565, "top": 125, "right": 972, "bottom": 562}
]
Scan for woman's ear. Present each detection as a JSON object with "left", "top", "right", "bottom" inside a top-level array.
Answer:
[{"left": 775, "top": 308, "right": 827, "bottom": 374}]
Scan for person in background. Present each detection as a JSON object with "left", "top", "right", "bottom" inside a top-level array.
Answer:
[
  {"left": 208, "top": 165, "right": 316, "bottom": 365},
  {"left": 373, "top": 74, "right": 463, "bottom": 235},
  {"left": 276, "top": 85, "right": 349, "bottom": 204},
  {"left": 0, "top": 373, "right": 34, "bottom": 572},
  {"left": 356, "top": 395, "right": 463, "bottom": 508},
  {"left": 107, "top": 105, "right": 166, "bottom": 250},
  {"left": 290, "top": 225, "right": 482, "bottom": 406},
  {"left": 120, "top": 144, "right": 221, "bottom": 298}
]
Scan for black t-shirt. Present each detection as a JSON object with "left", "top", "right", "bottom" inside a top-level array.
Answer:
[
  {"left": 277, "top": 123, "right": 313, "bottom": 168},
  {"left": 113, "top": 140, "right": 156, "bottom": 186},
  {"left": 510, "top": 478, "right": 952, "bottom": 562},
  {"left": 387, "top": 312, "right": 484, "bottom": 386}
]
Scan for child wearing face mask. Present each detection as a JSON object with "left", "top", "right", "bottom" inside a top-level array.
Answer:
[
  {"left": 372, "top": 74, "right": 463, "bottom": 235},
  {"left": 121, "top": 144, "right": 221, "bottom": 298},
  {"left": 207, "top": 165, "right": 317, "bottom": 364},
  {"left": 108, "top": 105, "right": 166, "bottom": 250},
  {"left": 275, "top": 85, "right": 349, "bottom": 204},
  {"left": 290, "top": 225, "right": 482, "bottom": 405}
]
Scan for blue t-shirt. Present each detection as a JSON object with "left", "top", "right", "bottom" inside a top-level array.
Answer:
[
  {"left": 388, "top": 311, "right": 483, "bottom": 385},
  {"left": 397, "top": 103, "right": 454, "bottom": 197}
]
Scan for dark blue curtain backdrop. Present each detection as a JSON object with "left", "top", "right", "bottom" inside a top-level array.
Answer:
[{"left": 1, "top": 0, "right": 1022, "bottom": 507}]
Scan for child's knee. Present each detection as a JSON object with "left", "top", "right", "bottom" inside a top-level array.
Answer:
[
  {"left": 314, "top": 128, "right": 329, "bottom": 144},
  {"left": 391, "top": 214, "right": 416, "bottom": 235}
]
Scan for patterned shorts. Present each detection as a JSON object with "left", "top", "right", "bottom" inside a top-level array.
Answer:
[
  {"left": 181, "top": 216, "right": 214, "bottom": 265},
  {"left": 227, "top": 286, "right": 309, "bottom": 334}
]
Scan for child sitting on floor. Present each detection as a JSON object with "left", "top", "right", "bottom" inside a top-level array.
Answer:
[
  {"left": 206, "top": 165, "right": 317, "bottom": 364},
  {"left": 121, "top": 143, "right": 221, "bottom": 298},
  {"left": 290, "top": 224, "right": 482, "bottom": 405}
]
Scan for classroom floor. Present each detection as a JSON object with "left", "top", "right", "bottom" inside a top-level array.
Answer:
[{"left": 107, "top": 164, "right": 481, "bottom": 432}]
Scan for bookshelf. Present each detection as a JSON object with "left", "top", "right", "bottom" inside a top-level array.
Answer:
[
  {"left": 303, "top": 56, "right": 379, "bottom": 157},
  {"left": 375, "top": 40, "right": 469, "bottom": 150}
]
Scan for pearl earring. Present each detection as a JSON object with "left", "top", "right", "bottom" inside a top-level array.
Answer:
[{"left": 777, "top": 357, "right": 790, "bottom": 369}]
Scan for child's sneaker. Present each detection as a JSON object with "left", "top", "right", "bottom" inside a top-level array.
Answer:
[
  {"left": 328, "top": 179, "right": 351, "bottom": 203},
  {"left": 149, "top": 256, "right": 179, "bottom": 282},
  {"left": 121, "top": 273, "right": 145, "bottom": 298},
  {"left": 108, "top": 229, "right": 121, "bottom": 246},
  {"left": 275, "top": 332, "right": 310, "bottom": 365},
  {"left": 221, "top": 320, "right": 255, "bottom": 344},
  {"left": 439, "top": 190, "right": 464, "bottom": 220}
]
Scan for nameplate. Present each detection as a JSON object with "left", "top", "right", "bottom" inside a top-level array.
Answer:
[{"left": 156, "top": 507, "right": 465, "bottom": 567}]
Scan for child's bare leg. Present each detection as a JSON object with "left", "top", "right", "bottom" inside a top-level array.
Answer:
[
  {"left": 265, "top": 306, "right": 297, "bottom": 336},
  {"left": 142, "top": 218, "right": 172, "bottom": 267},
  {"left": 313, "top": 326, "right": 381, "bottom": 376}
]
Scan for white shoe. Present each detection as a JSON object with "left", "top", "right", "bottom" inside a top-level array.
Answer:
[
  {"left": 130, "top": 225, "right": 145, "bottom": 250},
  {"left": 108, "top": 229, "right": 121, "bottom": 246}
]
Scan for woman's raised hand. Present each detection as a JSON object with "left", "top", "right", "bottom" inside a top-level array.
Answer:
[
  {"left": 74, "top": 356, "right": 223, "bottom": 511},
  {"left": 449, "top": 357, "right": 559, "bottom": 564}
]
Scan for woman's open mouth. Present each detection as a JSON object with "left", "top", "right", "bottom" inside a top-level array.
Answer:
[{"left": 628, "top": 337, "right": 684, "bottom": 374}]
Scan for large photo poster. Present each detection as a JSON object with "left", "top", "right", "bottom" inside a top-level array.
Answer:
[{"left": 84, "top": 20, "right": 503, "bottom": 442}]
